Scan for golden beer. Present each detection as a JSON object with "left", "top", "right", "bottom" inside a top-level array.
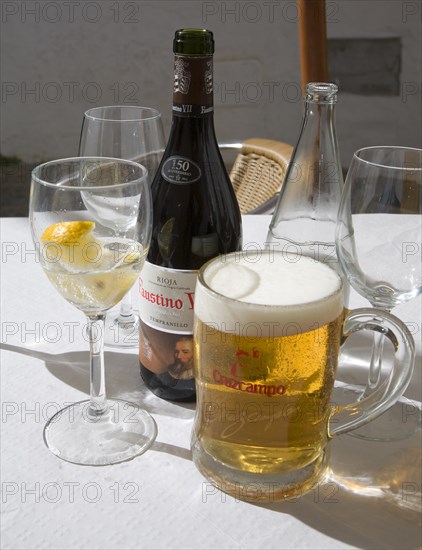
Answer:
[
  {"left": 192, "top": 250, "right": 344, "bottom": 497},
  {"left": 194, "top": 314, "right": 344, "bottom": 475}
]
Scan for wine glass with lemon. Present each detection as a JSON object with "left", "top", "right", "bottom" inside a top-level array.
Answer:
[{"left": 30, "top": 157, "right": 157, "bottom": 465}]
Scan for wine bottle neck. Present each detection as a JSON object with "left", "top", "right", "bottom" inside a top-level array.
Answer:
[
  {"left": 168, "top": 112, "right": 217, "bottom": 146},
  {"left": 173, "top": 54, "right": 214, "bottom": 118}
]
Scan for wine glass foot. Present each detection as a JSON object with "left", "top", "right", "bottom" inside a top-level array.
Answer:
[
  {"left": 104, "top": 313, "right": 140, "bottom": 349},
  {"left": 43, "top": 399, "right": 157, "bottom": 465},
  {"left": 333, "top": 385, "right": 421, "bottom": 442}
]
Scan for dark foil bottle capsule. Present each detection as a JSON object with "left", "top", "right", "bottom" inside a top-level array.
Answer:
[{"left": 139, "top": 29, "right": 242, "bottom": 402}]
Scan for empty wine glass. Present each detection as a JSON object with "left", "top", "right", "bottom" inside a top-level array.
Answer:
[
  {"left": 336, "top": 146, "right": 421, "bottom": 440},
  {"left": 30, "top": 157, "right": 156, "bottom": 465},
  {"left": 79, "top": 106, "right": 165, "bottom": 348}
]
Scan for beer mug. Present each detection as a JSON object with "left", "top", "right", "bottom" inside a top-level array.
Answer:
[{"left": 192, "top": 250, "right": 414, "bottom": 501}]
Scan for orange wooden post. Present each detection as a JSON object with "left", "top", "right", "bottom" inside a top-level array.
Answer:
[{"left": 297, "top": 0, "right": 329, "bottom": 91}]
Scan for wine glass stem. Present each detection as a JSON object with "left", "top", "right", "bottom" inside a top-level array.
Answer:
[
  {"left": 87, "top": 314, "right": 108, "bottom": 415},
  {"left": 117, "top": 292, "right": 136, "bottom": 324},
  {"left": 117, "top": 230, "right": 136, "bottom": 325}
]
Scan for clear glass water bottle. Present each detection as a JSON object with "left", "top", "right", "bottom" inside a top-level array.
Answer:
[{"left": 267, "top": 83, "right": 344, "bottom": 266}]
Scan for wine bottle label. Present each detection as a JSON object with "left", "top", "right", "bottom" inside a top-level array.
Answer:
[
  {"left": 161, "top": 156, "right": 202, "bottom": 185},
  {"left": 139, "top": 261, "right": 197, "bottom": 380},
  {"left": 138, "top": 261, "right": 197, "bottom": 333},
  {"left": 173, "top": 55, "right": 213, "bottom": 117}
]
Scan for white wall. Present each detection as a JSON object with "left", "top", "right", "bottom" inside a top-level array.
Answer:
[{"left": 1, "top": 0, "right": 421, "bottom": 168}]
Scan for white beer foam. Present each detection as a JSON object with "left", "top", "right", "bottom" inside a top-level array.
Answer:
[{"left": 195, "top": 251, "right": 343, "bottom": 337}]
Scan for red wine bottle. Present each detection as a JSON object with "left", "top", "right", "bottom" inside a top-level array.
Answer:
[{"left": 139, "top": 29, "right": 242, "bottom": 402}]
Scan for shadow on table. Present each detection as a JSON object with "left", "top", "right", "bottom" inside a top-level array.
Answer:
[
  {"left": 2, "top": 343, "right": 421, "bottom": 549},
  {"left": 0, "top": 342, "right": 194, "bottom": 462},
  {"left": 259, "top": 475, "right": 421, "bottom": 549},
  {"left": 256, "top": 429, "right": 421, "bottom": 550}
]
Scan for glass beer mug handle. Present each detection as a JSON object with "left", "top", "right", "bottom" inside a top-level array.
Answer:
[{"left": 329, "top": 308, "right": 415, "bottom": 437}]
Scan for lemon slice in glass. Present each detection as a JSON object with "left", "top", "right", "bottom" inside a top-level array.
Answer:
[
  {"left": 41, "top": 221, "right": 95, "bottom": 245},
  {"left": 41, "top": 221, "right": 103, "bottom": 270}
]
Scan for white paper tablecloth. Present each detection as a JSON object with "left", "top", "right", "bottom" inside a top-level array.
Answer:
[{"left": 1, "top": 216, "right": 421, "bottom": 550}]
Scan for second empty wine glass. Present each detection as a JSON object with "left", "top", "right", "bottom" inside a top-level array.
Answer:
[
  {"left": 79, "top": 106, "right": 165, "bottom": 348},
  {"left": 336, "top": 145, "right": 421, "bottom": 440}
]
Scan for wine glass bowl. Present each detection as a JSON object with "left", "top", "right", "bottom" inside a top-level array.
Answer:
[
  {"left": 80, "top": 162, "right": 143, "bottom": 234},
  {"left": 79, "top": 106, "right": 165, "bottom": 175},
  {"left": 30, "top": 157, "right": 157, "bottom": 465},
  {"left": 336, "top": 146, "right": 422, "bottom": 310}
]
